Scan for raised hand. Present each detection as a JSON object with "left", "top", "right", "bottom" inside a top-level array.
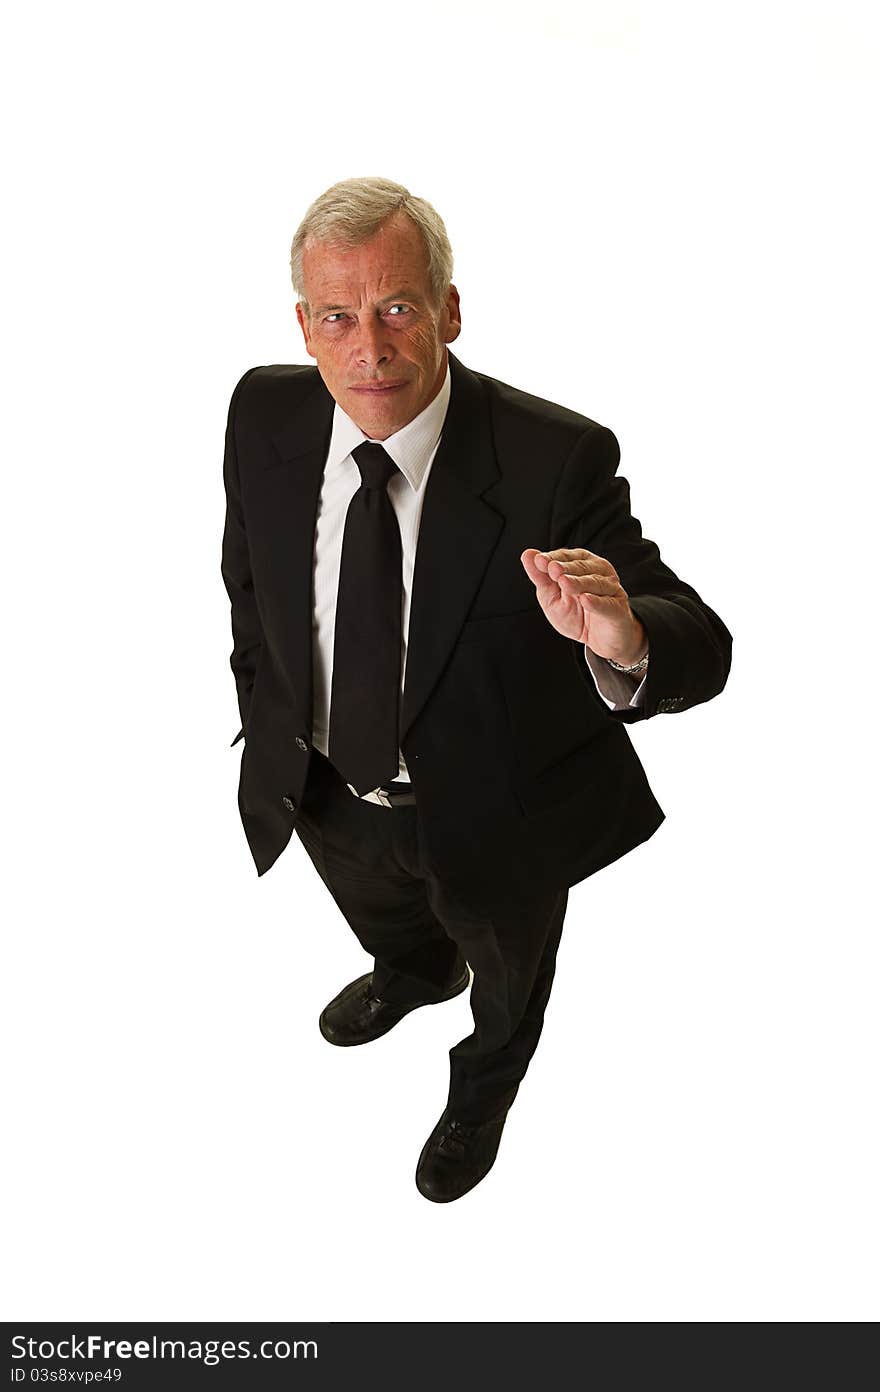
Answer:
[{"left": 520, "top": 547, "right": 648, "bottom": 666}]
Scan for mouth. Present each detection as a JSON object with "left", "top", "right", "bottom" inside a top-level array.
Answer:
[{"left": 348, "top": 381, "right": 407, "bottom": 394}]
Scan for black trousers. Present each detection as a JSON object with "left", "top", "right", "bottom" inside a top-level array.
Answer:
[{"left": 294, "top": 749, "right": 568, "bottom": 1124}]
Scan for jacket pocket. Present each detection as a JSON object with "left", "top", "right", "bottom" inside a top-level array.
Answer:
[
  {"left": 457, "top": 605, "right": 539, "bottom": 644},
  {"left": 514, "top": 733, "right": 613, "bottom": 816}
]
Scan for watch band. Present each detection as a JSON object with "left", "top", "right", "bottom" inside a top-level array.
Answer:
[{"left": 606, "top": 650, "right": 649, "bottom": 676}]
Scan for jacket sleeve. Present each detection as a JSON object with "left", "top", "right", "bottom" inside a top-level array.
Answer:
[
  {"left": 221, "top": 367, "right": 263, "bottom": 745},
  {"left": 583, "top": 643, "right": 646, "bottom": 709},
  {"left": 550, "top": 422, "right": 733, "bottom": 723}
]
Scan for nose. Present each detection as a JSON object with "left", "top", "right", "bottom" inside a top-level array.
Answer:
[{"left": 354, "top": 314, "right": 392, "bottom": 371}]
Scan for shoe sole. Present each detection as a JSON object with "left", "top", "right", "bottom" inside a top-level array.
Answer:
[
  {"left": 415, "top": 1159, "right": 496, "bottom": 1203},
  {"left": 318, "top": 967, "right": 471, "bottom": 1047}
]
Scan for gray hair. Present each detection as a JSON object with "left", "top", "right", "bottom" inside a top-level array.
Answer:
[{"left": 290, "top": 176, "right": 454, "bottom": 315}]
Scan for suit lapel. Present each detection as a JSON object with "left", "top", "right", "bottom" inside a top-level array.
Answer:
[
  {"left": 265, "top": 352, "right": 503, "bottom": 747},
  {"left": 268, "top": 378, "right": 334, "bottom": 739},
  {"left": 400, "top": 351, "right": 503, "bottom": 742}
]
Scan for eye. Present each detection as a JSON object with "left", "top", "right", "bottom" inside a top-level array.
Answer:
[
  {"left": 386, "top": 304, "right": 411, "bottom": 316},
  {"left": 325, "top": 312, "right": 346, "bottom": 323}
]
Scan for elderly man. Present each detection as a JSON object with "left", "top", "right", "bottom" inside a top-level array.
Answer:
[{"left": 221, "top": 176, "right": 732, "bottom": 1202}]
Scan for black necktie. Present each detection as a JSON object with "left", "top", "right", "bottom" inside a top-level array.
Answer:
[{"left": 328, "top": 441, "right": 403, "bottom": 795}]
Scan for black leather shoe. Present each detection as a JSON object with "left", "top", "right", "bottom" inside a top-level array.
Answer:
[
  {"left": 318, "top": 968, "right": 470, "bottom": 1047},
  {"left": 415, "top": 1107, "right": 509, "bottom": 1203}
]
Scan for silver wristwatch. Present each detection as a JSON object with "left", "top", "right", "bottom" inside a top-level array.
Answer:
[{"left": 606, "top": 649, "right": 649, "bottom": 676}]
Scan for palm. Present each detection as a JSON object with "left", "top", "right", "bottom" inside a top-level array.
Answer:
[
  {"left": 536, "top": 570, "right": 591, "bottom": 643},
  {"left": 519, "top": 547, "right": 646, "bottom": 665}
]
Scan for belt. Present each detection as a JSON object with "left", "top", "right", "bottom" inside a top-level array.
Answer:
[{"left": 346, "top": 780, "right": 417, "bottom": 808}]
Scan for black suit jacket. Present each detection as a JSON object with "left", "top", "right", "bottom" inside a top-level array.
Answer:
[{"left": 221, "top": 351, "right": 732, "bottom": 907}]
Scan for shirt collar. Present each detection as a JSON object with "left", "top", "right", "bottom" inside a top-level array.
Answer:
[{"left": 325, "top": 358, "right": 452, "bottom": 491}]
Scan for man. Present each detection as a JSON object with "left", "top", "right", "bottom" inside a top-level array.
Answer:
[{"left": 221, "top": 176, "right": 732, "bottom": 1203}]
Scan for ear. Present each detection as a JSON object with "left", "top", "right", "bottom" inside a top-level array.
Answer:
[
  {"left": 441, "top": 284, "right": 462, "bottom": 345},
  {"left": 296, "top": 301, "right": 315, "bottom": 357}
]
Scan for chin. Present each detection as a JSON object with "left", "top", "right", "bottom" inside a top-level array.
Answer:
[{"left": 349, "top": 392, "right": 412, "bottom": 436}]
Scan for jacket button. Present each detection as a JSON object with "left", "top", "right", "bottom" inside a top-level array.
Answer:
[
  {"left": 295, "top": 736, "right": 308, "bottom": 752},
  {"left": 282, "top": 795, "right": 296, "bottom": 812}
]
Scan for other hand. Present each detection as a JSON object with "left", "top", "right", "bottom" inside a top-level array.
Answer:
[{"left": 520, "top": 547, "right": 648, "bottom": 665}]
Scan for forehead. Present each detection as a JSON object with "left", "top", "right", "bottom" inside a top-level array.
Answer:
[{"left": 302, "top": 213, "right": 431, "bottom": 296}]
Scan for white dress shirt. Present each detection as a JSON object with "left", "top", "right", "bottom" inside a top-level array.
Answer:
[{"left": 309, "top": 358, "right": 646, "bottom": 785}]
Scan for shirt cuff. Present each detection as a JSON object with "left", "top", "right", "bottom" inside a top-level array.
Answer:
[{"left": 583, "top": 645, "right": 647, "bottom": 709}]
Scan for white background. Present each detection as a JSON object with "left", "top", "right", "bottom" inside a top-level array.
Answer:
[{"left": 3, "top": 0, "right": 877, "bottom": 1322}]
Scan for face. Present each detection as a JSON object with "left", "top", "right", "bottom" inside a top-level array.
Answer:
[{"left": 295, "top": 212, "right": 462, "bottom": 440}]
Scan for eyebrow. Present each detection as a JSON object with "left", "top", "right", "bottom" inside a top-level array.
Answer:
[{"left": 313, "top": 289, "right": 423, "bottom": 316}]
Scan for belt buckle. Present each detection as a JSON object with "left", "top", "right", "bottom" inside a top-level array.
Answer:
[{"left": 347, "top": 782, "right": 393, "bottom": 807}]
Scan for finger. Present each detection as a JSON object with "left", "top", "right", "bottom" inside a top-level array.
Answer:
[
  {"left": 520, "top": 548, "right": 561, "bottom": 594},
  {"left": 579, "top": 591, "right": 624, "bottom": 608},
  {"left": 539, "top": 548, "right": 601, "bottom": 562},
  {"left": 528, "top": 550, "right": 553, "bottom": 575},
  {"left": 544, "top": 555, "right": 617, "bottom": 584},
  {"left": 556, "top": 571, "right": 623, "bottom": 597},
  {"left": 532, "top": 549, "right": 600, "bottom": 578}
]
